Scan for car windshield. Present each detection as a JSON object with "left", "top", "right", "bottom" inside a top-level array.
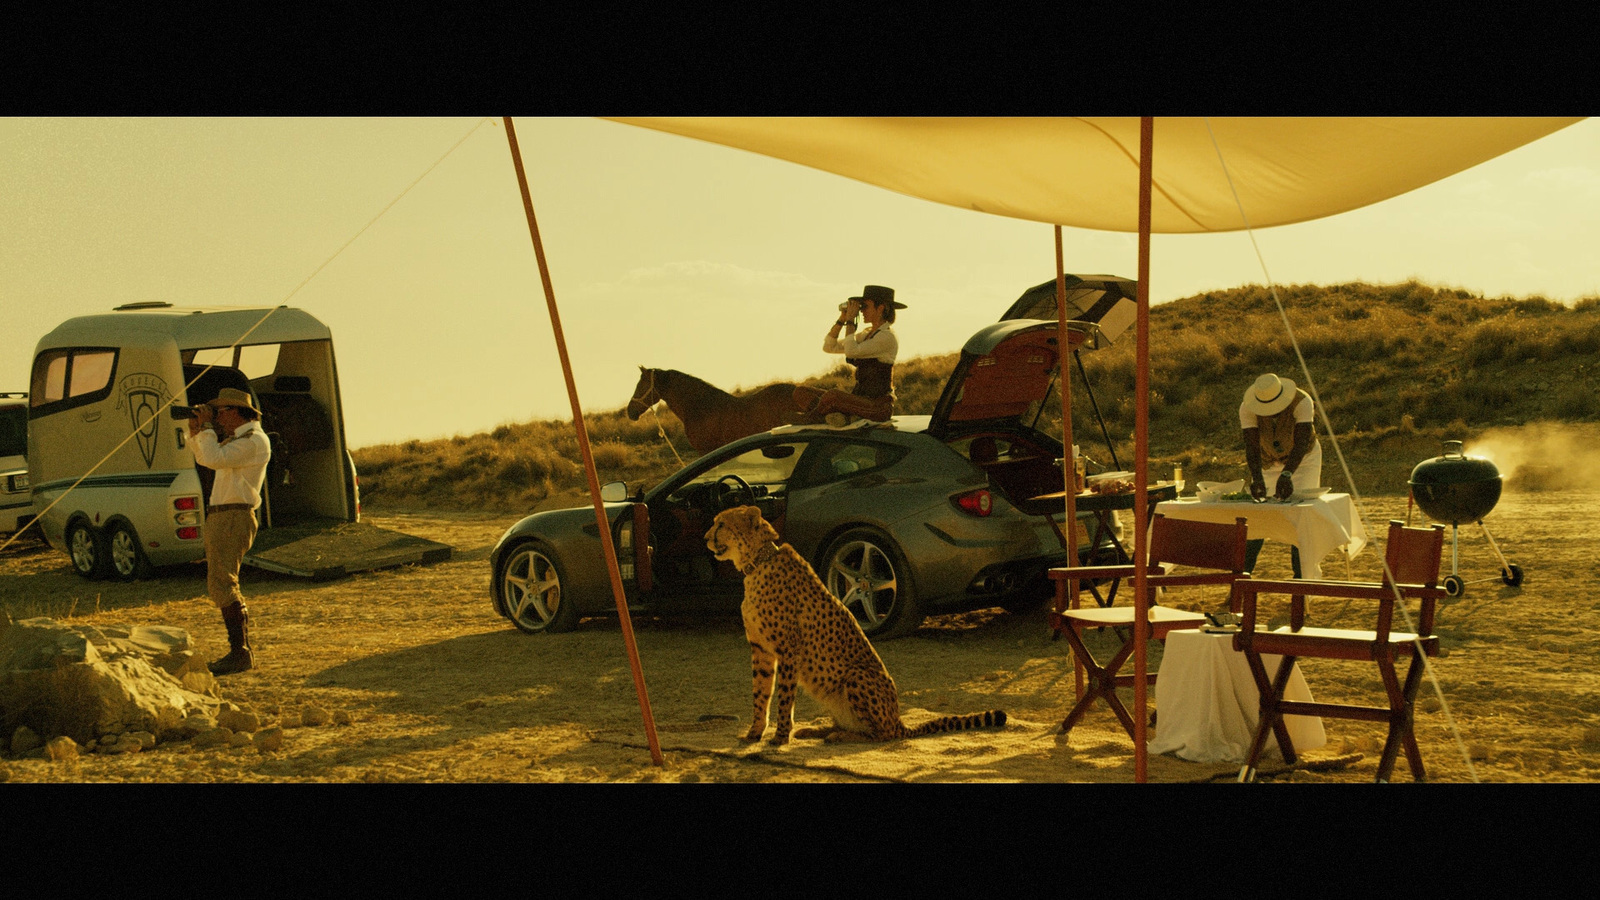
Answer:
[
  {"left": 0, "top": 404, "right": 25, "bottom": 458},
  {"left": 669, "top": 441, "right": 806, "bottom": 500}
]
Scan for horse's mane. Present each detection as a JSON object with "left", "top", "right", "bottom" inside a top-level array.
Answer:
[{"left": 655, "top": 368, "right": 736, "bottom": 402}]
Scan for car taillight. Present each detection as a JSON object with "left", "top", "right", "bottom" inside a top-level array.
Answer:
[
  {"left": 954, "top": 488, "right": 992, "bottom": 517},
  {"left": 176, "top": 526, "right": 201, "bottom": 540},
  {"left": 173, "top": 495, "right": 202, "bottom": 527},
  {"left": 618, "top": 519, "right": 635, "bottom": 581}
]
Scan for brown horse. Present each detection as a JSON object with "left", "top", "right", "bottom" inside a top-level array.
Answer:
[{"left": 626, "top": 367, "right": 804, "bottom": 453}]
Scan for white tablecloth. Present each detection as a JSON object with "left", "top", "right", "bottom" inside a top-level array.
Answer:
[
  {"left": 1154, "top": 493, "right": 1367, "bottom": 579},
  {"left": 1149, "top": 629, "right": 1326, "bottom": 764}
]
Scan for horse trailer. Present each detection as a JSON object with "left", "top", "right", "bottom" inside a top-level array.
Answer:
[{"left": 27, "top": 302, "right": 447, "bottom": 580}]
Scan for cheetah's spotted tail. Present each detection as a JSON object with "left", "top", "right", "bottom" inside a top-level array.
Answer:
[{"left": 905, "top": 709, "right": 1007, "bottom": 737}]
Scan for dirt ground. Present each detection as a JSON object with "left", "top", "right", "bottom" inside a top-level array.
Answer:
[{"left": 2, "top": 489, "right": 1597, "bottom": 783}]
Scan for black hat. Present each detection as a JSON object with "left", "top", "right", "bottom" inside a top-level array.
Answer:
[{"left": 854, "top": 285, "right": 906, "bottom": 309}]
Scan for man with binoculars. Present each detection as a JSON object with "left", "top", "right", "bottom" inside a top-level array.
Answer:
[{"left": 186, "top": 387, "right": 271, "bottom": 676}]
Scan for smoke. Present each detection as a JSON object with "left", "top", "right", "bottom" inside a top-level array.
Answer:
[{"left": 1466, "top": 423, "right": 1600, "bottom": 491}]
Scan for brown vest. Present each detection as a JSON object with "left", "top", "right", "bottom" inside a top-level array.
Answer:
[
  {"left": 848, "top": 357, "right": 894, "bottom": 399},
  {"left": 1256, "top": 392, "right": 1307, "bottom": 467}
]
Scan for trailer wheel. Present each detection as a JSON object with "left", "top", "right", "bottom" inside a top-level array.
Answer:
[
  {"left": 108, "top": 522, "right": 155, "bottom": 581},
  {"left": 67, "top": 520, "right": 110, "bottom": 580},
  {"left": 1443, "top": 574, "right": 1465, "bottom": 598},
  {"left": 1501, "top": 564, "right": 1524, "bottom": 588}
]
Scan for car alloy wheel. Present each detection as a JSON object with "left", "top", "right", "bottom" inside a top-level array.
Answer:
[
  {"left": 822, "top": 528, "right": 923, "bottom": 639},
  {"left": 499, "top": 543, "right": 579, "bottom": 634}
]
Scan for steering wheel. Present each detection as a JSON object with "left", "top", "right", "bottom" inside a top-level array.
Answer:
[{"left": 712, "top": 474, "right": 757, "bottom": 511}]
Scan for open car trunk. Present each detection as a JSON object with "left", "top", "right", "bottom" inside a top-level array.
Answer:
[{"left": 929, "top": 317, "right": 1077, "bottom": 514}]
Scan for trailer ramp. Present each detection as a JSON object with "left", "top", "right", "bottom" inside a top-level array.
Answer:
[{"left": 245, "top": 518, "right": 452, "bottom": 581}]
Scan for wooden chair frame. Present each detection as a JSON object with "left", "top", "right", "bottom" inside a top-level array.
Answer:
[
  {"left": 1048, "top": 513, "right": 1251, "bottom": 740},
  {"left": 1233, "top": 520, "right": 1447, "bottom": 783}
]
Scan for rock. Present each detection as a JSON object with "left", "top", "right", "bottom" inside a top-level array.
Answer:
[
  {"left": 332, "top": 709, "right": 352, "bottom": 726},
  {"left": 158, "top": 651, "right": 209, "bottom": 679},
  {"left": 254, "top": 726, "right": 284, "bottom": 753},
  {"left": 127, "top": 730, "right": 157, "bottom": 750},
  {"left": 182, "top": 670, "right": 220, "bottom": 697},
  {"left": 44, "top": 736, "right": 78, "bottom": 761},
  {"left": 97, "top": 733, "right": 144, "bottom": 754},
  {"left": 301, "top": 705, "right": 331, "bottom": 727},
  {"left": 217, "top": 707, "right": 261, "bottom": 734},
  {"left": 10, "top": 725, "right": 42, "bottom": 755},
  {"left": 0, "top": 617, "right": 219, "bottom": 746},
  {"left": 227, "top": 731, "right": 253, "bottom": 748},
  {"left": 192, "top": 727, "right": 232, "bottom": 749},
  {"left": 179, "top": 712, "right": 218, "bottom": 737},
  {"left": 279, "top": 710, "right": 302, "bottom": 728}
]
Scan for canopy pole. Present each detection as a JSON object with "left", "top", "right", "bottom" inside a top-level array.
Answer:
[
  {"left": 1055, "top": 226, "right": 1079, "bottom": 582},
  {"left": 1055, "top": 226, "right": 1081, "bottom": 705},
  {"left": 502, "top": 116, "right": 663, "bottom": 766},
  {"left": 1133, "top": 116, "right": 1154, "bottom": 782}
]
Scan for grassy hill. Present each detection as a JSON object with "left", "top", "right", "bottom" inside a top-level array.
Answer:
[{"left": 353, "top": 280, "right": 1600, "bottom": 512}]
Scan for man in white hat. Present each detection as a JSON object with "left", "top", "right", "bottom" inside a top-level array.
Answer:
[
  {"left": 187, "top": 387, "right": 271, "bottom": 676},
  {"left": 1240, "top": 373, "right": 1322, "bottom": 576}
]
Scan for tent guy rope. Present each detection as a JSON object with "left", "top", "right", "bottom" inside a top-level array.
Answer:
[{"left": 1201, "top": 117, "right": 1480, "bottom": 783}]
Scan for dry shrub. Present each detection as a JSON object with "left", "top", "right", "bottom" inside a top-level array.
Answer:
[
  {"left": 591, "top": 441, "right": 629, "bottom": 470},
  {"left": 350, "top": 279, "right": 1600, "bottom": 509}
]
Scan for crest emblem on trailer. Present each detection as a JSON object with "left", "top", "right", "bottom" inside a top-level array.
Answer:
[{"left": 117, "top": 373, "right": 172, "bottom": 469}]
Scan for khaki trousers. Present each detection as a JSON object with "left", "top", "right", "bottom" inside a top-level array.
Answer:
[{"left": 205, "top": 507, "right": 257, "bottom": 609}]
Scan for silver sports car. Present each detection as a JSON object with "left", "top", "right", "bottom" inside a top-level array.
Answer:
[{"left": 489, "top": 317, "right": 1139, "bottom": 639}]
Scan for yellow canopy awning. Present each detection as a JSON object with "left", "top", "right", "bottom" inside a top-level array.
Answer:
[{"left": 607, "top": 117, "right": 1582, "bottom": 233}]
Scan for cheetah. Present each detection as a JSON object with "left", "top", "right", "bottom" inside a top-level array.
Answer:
[{"left": 705, "top": 505, "right": 1007, "bottom": 746}]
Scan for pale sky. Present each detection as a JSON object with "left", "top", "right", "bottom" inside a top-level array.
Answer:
[{"left": 3, "top": 116, "right": 1595, "bottom": 449}]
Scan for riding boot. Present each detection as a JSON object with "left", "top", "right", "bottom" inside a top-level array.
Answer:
[{"left": 208, "top": 601, "right": 254, "bottom": 676}]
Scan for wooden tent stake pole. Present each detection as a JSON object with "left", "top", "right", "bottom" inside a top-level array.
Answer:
[
  {"left": 1056, "top": 226, "right": 1079, "bottom": 613},
  {"left": 502, "top": 117, "right": 663, "bottom": 766},
  {"left": 1133, "top": 116, "right": 1154, "bottom": 783}
]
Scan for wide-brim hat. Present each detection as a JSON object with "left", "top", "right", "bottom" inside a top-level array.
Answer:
[
  {"left": 855, "top": 284, "right": 907, "bottom": 309},
  {"left": 209, "top": 387, "right": 261, "bottom": 416},
  {"left": 1242, "top": 373, "right": 1296, "bottom": 416}
]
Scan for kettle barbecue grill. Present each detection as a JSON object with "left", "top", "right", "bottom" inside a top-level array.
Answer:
[{"left": 1408, "top": 440, "right": 1523, "bottom": 597}]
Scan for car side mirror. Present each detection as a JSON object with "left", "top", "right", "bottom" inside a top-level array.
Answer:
[{"left": 600, "top": 481, "right": 628, "bottom": 503}]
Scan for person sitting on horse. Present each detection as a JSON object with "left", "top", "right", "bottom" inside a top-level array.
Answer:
[{"left": 796, "top": 284, "right": 905, "bottom": 427}]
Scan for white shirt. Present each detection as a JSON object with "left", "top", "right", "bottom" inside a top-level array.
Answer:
[
  {"left": 192, "top": 420, "right": 271, "bottom": 509},
  {"left": 823, "top": 323, "right": 898, "bottom": 363}
]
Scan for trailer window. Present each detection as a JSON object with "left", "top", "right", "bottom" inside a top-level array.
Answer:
[
  {"left": 188, "top": 344, "right": 280, "bottom": 381},
  {"left": 69, "top": 351, "right": 116, "bottom": 398},
  {"left": 30, "top": 347, "right": 119, "bottom": 415}
]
